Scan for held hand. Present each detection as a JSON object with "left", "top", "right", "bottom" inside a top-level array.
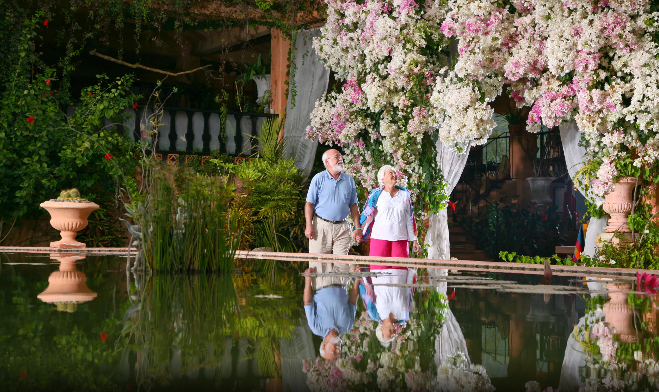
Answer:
[
  {"left": 412, "top": 241, "right": 421, "bottom": 254},
  {"left": 304, "top": 267, "right": 315, "bottom": 285},
  {"left": 305, "top": 224, "right": 314, "bottom": 240},
  {"left": 352, "top": 229, "right": 363, "bottom": 242}
]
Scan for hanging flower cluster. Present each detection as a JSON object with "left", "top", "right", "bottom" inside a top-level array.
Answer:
[
  {"left": 434, "top": 0, "right": 659, "bottom": 198},
  {"left": 307, "top": 0, "right": 452, "bottom": 211}
]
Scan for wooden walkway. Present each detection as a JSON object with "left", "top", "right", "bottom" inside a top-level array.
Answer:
[{"left": 1, "top": 246, "right": 656, "bottom": 279}]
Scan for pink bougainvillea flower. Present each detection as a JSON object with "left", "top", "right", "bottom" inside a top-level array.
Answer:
[
  {"left": 100, "top": 332, "right": 108, "bottom": 342},
  {"left": 43, "top": 19, "right": 48, "bottom": 27},
  {"left": 132, "top": 103, "right": 138, "bottom": 109},
  {"left": 637, "top": 272, "right": 659, "bottom": 295},
  {"left": 46, "top": 78, "right": 51, "bottom": 85},
  {"left": 104, "top": 154, "right": 113, "bottom": 160},
  {"left": 26, "top": 116, "right": 34, "bottom": 125},
  {"left": 19, "top": 369, "right": 26, "bottom": 378},
  {"left": 540, "top": 213, "right": 549, "bottom": 221}
]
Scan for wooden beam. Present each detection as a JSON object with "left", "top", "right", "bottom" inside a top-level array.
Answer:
[
  {"left": 270, "top": 29, "right": 290, "bottom": 139},
  {"left": 193, "top": 26, "right": 271, "bottom": 56}
]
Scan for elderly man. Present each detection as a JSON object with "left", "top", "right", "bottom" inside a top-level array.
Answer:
[
  {"left": 305, "top": 148, "right": 362, "bottom": 250},
  {"left": 304, "top": 267, "right": 360, "bottom": 359}
]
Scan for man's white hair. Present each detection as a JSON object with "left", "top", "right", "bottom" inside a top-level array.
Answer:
[
  {"left": 321, "top": 150, "right": 330, "bottom": 166},
  {"left": 376, "top": 324, "right": 395, "bottom": 347},
  {"left": 377, "top": 165, "right": 397, "bottom": 187},
  {"left": 320, "top": 334, "right": 341, "bottom": 359}
]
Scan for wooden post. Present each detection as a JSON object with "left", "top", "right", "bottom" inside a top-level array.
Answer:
[{"left": 270, "top": 29, "right": 290, "bottom": 140}]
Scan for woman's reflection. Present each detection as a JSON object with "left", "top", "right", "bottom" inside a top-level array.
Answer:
[{"left": 360, "top": 265, "right": 415, "bottom": 346}]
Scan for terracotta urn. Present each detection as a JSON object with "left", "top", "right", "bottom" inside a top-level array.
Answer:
[
  {"left": 603, "top": 282, "right": 637, "bottom": 343},
  {"left": 40, "top": 200, "right": 99, "bottom": 248},
  {"left": 603, "top": 177, "right": 636, "bottom": 233},
  {"left": 37, "top": 255, "right": 97, "bottom": 312}
]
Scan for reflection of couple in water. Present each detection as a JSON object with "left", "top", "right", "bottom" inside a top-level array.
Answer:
[{"left": 303, "top": 152, "right": 419, "bottom": 357}]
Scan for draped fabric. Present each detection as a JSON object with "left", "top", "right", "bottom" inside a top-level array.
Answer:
[
  {"left": 283, "top": 29, "right": 331, "bottom": 178},
  {"left": 425, "top": 140, "right": 471, "bottom": 260},
  {"left": 559, "top": 121, "right": 607, "bottom": 257},
  {"left": 280, "top": 321, "right": 315, "bottom": 392},
  {"left": 428, "top": 268, "right": 471, "bottom": 368}
]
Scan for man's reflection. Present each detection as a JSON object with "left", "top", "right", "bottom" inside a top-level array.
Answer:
[
  {"left": 360, "top": 266, "right": 415, "bottom": 346},
  {"left": 303, "top": 263, "right": 360, "bottom": 359}
]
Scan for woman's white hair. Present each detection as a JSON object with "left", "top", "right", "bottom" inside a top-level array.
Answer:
[
  {"left": 375, "top": 324, "right": 394, "bottom": 347},
  {"left": 377, "top": 165, "right": 397, "bottom": 187}
]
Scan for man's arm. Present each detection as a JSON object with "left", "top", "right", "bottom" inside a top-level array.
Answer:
[
  {"left": 304, "top": 268, "right": 314, "bottom": 305},
  {"left": 348, "top": 277, "right": 361, "bottom": 305},
  {"left": 350, "top": 203, "right": 363, "bottom": 242},
  {"left": 305, "top": 202, "right": 315, "bottom": 240}
]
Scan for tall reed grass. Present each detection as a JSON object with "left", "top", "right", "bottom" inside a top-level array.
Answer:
[{"left": 138, "top": 165, "right": 242, "bottom": 272}]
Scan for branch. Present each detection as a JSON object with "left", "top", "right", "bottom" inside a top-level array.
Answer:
[{"left": 90, "top": 51, "right": 210, "bottom": 77}]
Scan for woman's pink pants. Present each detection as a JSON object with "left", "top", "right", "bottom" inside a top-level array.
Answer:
[{"left": 369, "top": 239, "right": 408, "bottom": 270}]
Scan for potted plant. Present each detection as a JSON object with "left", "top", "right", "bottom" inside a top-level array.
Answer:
[
  {"left": 39, "top": 188, "right": 100, "bottom": 248},
  {"left": 239, "top": 54, "right": 271, "bottom": 113}
]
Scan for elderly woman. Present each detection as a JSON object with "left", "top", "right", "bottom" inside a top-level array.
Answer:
[{"left": 358, "top": 165, "right": 420, "bottom": 345}]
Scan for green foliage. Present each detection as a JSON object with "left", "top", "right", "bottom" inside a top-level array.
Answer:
[
  {"left": 137, "top": 164, "right": 242, "bottom": 272},
  {"left": 0, "top": 14, "right": 141, "bottom": 246},
  {"left": 499, "top": 251, "right": 577, "bottom": 266},
  {"left": 0, "top": 257, "right": 126, "bottom": 392},
  {"left": 462, "top": 202, "right": 567, "bottom": 259},
  {"left": 232, "top": 158, "right": 305, "bottom": 252}
]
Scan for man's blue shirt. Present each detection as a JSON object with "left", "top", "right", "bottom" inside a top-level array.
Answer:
[
  {"left": 306, "top": 171, "right": 358, "bottom": 222},
  {"left": 304, "top": 287, "right": 357, "bottom": 338}
]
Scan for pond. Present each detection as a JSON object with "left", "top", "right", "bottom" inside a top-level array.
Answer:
[{"left": 0, "top": 252, "right": 657, "bottom": 392}]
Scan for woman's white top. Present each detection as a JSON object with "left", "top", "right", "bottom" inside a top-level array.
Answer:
[
  {"left": 372, "top": 269, "right": 412, "bottom": 322},
  {"left": 370, "top": 190, "right": 417, "bottom": 241}
]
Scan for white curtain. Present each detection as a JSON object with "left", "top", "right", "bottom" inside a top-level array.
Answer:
[
  {"left": 428, "top": 268, "right": 471, "bottom": 368},
  {"left": 283, "top": 29, "right": 331, "bottom": 178},
  {"left": 559, "top": 121, "right": 607, "bottom": 257},
  {"left": 281, "top": 321, "right": 315, "bottom": 392},
  {"left": 425, "top": 141, "right": 471, "bottom": 260}
]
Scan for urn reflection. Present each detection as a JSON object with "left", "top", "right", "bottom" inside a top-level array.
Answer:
[
  {"left": 603, "top": 282, "right": 637, "bottom": 343},
  {"left": 37, "top": 254, "right": 97, "bottom": 312}
]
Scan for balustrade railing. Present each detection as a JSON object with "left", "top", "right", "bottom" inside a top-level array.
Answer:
[{"left": 97, "top": 106, "right": 277, "bottom": 161}]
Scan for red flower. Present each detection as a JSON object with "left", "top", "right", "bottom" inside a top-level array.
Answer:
[
  {"left": 19, "top": 369, "right": 26, "bottom": 378},
  {"left": 43, "top": 19, "right": 49, "bottom": 27},
  {"left": 511, "top": 208, "right": 517, "bottom": 213},
  {"left": 540, "top": 213, "right": 549, "bottom": 221},
  {"left": 90, "top": 91, "right": 93, "bottom": 96},
  {"left": 127, "top": 384, "right": 132, "bottom": 391},
  {"left": 447, "top": 289, "right": 456, "bottom": 300},
  {"left": 637, "top": 272, "right": 659, "bottom": 295},
  {"left": 46, "top": 78, "right": 51, "bottom": 85},
  {"left": 448, "top": 201, "right": 457, "bottom": 211},
  {"left": 100, "top": 332, "right": 108, "bottom": 342},
  {"left": 26, "top": 116, "right": 35, "bottom": 125},
  {"left": 132, "top": 103, "right": 138, "bottom": 109},
  {"left": 104, "top": 153, "right": 113, "bottom": 160}
]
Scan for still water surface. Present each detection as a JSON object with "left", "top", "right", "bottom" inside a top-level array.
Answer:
[{"left": 0, "top": 252, "right": 657, "bottom": 392}]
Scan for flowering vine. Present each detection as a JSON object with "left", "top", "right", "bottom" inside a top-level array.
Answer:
[
  {"left": 307, "top": 0, "right": 452, "bottom": 213},
  {"left": 433, "top": 0, "right": 659, "bottom": 200}
]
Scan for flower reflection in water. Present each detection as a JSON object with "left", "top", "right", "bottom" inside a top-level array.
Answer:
[
  {"left": 303, "top": 287, "right": 495, "bottom": 392},
  {"left": 570, "top": 282, "right": 659, "bottom": 392}
]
